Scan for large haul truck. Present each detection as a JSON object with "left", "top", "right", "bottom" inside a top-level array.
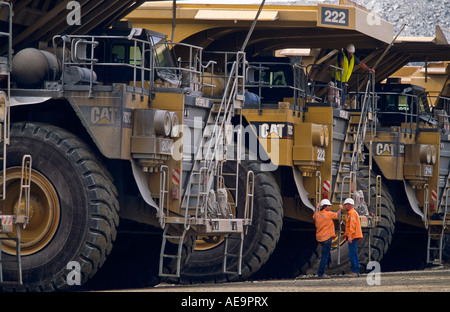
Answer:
[
  {"left": 0, "top": 1, "right": 256, "bottom": 290},
  {"left": 126, "top": 1, "right": 450, "bottom": 283}
]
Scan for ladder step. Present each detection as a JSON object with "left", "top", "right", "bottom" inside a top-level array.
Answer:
[
  {"left": 159, "top": 226, "right": 188, "bottom": 278},
  {"left": 163, "top": 235, "right": 184, "bottom": 240},
  {"left": 223, "top": 234, "right": 244, "bottom": 276},
  {"left": 181, "top": 206, "right": 203, "bottom": 209}
]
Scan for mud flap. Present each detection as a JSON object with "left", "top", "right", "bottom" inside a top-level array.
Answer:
[
  {"left": 292, "top": 167, "right": 315, "bottom": 211},
  {"left": 403, "top": 180, "right": 424, "bottom": 219}
]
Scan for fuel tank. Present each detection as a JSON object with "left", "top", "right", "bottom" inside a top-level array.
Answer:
[{"left": 12, "top": 48, "right": 61, "bottom": 87}]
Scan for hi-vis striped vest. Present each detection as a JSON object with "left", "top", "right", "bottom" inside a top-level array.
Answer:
[{"left": 334, "top": 52, "right": 355, "bottom": 83}]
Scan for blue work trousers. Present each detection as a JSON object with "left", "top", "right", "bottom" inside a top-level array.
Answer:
[
  {"left": 348, "top": 239, "right": 360, "bottom": 274},
  {"left": 317, "top": 238, "right": 332, "bottom": 276}
]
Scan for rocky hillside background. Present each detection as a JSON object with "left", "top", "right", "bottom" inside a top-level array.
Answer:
[
  {"left": 188, "top": 1, "right": 450, "bottom": 38},
  {"left": 354, "top": 0, "right": 450, "bottom": 37}
]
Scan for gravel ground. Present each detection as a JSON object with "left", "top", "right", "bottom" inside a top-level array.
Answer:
[
  {"left": 109, "top": 266, "right": 450, "bottom": 292},
  {"left": 89, "top": 268, "right": 449, "bottom": 312}
]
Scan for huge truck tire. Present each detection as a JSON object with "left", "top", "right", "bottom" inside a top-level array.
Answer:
[
  {"left": 443, "top": 234, "right": 450, "bottom": 263},
  {"left": 0, "top": 122, "right": 119, "bottom": 291},
  {"left": 319, "top": 168, "right": 395, "bottom": 275},
  {"left": 178, "top": 160, "right": 283, "bottom": 283},
  {"left": 253, "top": 221, "right": 320, "bottom": 279},
  {"left": 84, "top": 221, "right": 196, "bottom": 290}
]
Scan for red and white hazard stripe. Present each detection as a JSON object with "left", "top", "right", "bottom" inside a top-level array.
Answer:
[
  {"left": 1, "top": 215, "right": 13, "bottom": 225},
  {"left": 172, "top": 169, "right": 180, "bottom": 185},
  {"left": 323, "top": 181, "right": 331, "bottom": 193},
  {"left": 431, "top": 189, "right": 437, "bottom": 202}
]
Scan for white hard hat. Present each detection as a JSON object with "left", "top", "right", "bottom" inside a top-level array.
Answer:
[
  {"left": 346, "top": 44, "right": 355, "bottom": 53},
  {"left": 343, "top": 198, "right": 354, "bottom": 205},
  {"left": 320, "top": 199, "right": 332, "bottom": 207}
]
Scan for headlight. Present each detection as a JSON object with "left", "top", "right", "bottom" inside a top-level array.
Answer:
[
  {"left": 169, "top": 112, "right": 180, "bottom": 138},
  {"left": 419, "top": 145, "right": 432, "bottom": 164},
  {"left": 154, "top": 110, "right": 172, "bottom": 137},
  {"left": 312, "top": 124, "right": 325, "bottom": 147}
]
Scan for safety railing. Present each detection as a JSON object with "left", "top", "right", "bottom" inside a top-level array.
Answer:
[
  {"left": 245, "top": 60, "right": 308, "bottom": 113},
  {"left": 0, "top": 1, "right": 12, "bottom": 201},
  {"left": 429, "top": 95, "right": 450, "bottom": 131},
  {"left": 373, "top": 91, "right": 430, "bottom": 136},
  {"left": 180, "top": 51, "right": 246, "bottom": 227},
  {"left": 305, "top": 63, "right": 344, "bottom": 106},
  {"left": 52, "top": 30, "right": 216, "bottom": 98}
]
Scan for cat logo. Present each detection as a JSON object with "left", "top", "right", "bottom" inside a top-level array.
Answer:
[
  {"left": 260, "top": 123, "right": 284, "bottom": 139},
  {"left": 91, "top": 107, "right": 119, "bottom": 125},
  {"left": 376, "top": 143, "right": 394, "bottom": 156},
  {"left": 375, "top": 143, "right": 405, "bottom": 157},
  {"left": 253, "top": 122, "right": 294, "bottom": 139}
]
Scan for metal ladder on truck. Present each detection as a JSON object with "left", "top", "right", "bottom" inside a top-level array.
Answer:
[
  {"left": 332, "top": 73, "right": 376, "bottom": 205},
  {"left": 159, "top": 51, "right": 254, "bottom": 278},
  {"left": 0, "top": 155, "right": 32, "bottom": 285},
  {"left": 425, "top": 186, "right": 450, "bottom": 265},
  {"left": 0, "top": 2, "right": 34, "bottom": 286},
  {"left": 332, "top": 73, "right": 381, "bottom": 264}
]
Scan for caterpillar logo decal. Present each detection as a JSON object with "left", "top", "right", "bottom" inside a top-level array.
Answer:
[
  {"left": 91, "top": 107, "right": 119, "bottom": 125},
  {"left": 251, "top": 122, "right": 294, "bottom": 139},
  {"left": 374, "top": 142, "right": 405, "bottom": 157},
  {"left": 79, "top": 106, "right": 132, "bottom": 128}
]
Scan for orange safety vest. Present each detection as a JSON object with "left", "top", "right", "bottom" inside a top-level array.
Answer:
[
  {"left": 334, "top": 52, "right": 355, "bottom": 83},
  {"left": 344, "top": 207, "right": 363, "bottom": 240},
  {"left": 313, "top": 210, "right": 338, "bottom": 242}
]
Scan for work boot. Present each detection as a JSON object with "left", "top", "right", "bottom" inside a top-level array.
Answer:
[
  {"left": 347, "top": 273, "right": 360, "bottom": 278},
  {"left": 318, "top": 274, "right": 331, "bottom": 279}
]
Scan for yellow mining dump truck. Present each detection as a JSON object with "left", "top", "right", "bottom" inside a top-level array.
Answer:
[
  {"left": 388, "top": 61, "right": 450, "bottom": 107},
  {"left": 126, "top": 1, "right": 450, "bottom": 282},
  {"left": 0, "top": 1, "right": 256, "bottom": 291}
]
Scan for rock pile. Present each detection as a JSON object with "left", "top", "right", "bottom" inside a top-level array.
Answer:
[{"left": 354, "top": 0, "right": 450, "bottom": 37}]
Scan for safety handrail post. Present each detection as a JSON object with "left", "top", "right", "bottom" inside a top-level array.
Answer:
[
  {"left": 423, "top": 184, "right": 429, "bottom": 229},
  {"left": 375, "top": 175, "right": 382, "bottom": 224}
]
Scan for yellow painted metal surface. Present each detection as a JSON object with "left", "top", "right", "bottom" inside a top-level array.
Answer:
[{"left": 125, "top": 1, "right": 393, "bottom": 47}]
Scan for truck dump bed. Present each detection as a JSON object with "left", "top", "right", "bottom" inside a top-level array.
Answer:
[{"left": 0, "top": 0, "right": 146, "bottom": 53}]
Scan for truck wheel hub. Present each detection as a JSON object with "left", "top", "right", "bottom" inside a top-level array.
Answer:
[{"left": 0, "top": 167, "right": 60, "bottom": 255}]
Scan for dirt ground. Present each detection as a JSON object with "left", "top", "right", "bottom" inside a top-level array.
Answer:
[{"left": 116, "top": 266, "right": 450, "bottom": 292}]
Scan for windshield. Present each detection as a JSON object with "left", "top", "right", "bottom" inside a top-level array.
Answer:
[{"left": 148, "top": 33, "right": 180, "bottom": 85}]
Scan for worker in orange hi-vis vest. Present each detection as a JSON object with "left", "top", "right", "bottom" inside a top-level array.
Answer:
[
  {"left": 313, "top": 199, "right": 341, "bottom": 279},
  {"left": 342, "top": 197, "right": 363, "bottom": 278}
]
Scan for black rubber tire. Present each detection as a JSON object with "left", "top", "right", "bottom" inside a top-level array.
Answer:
[
  {"left": 443, "top": 234, "right": 450, "bottom": 263},
  {"left": 1, "top": 122, "right": 119, "bottom": 291},
  {"left": 83, "top": 221, "right": 196, "bottom": 290},
  {"left": 323, "top": 168, "right": 396, "bottom": 275},
  {"left": 178, "top": 160, "right": 283, "bottom": 283},
  {"left": 253, "top": 221, "right": 319, "bottom": 279}
]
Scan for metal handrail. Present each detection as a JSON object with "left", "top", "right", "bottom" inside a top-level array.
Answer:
[
  {"left": 375, "top": 175, "right": 382, "bottom": 224},
  {"left": 443, "top": 187, "right": 450, "bottom": 231},
  {"left": 52, "top": 32, "right": 215, "bottom": 97},
  {"left": 16, "top": 155, "right": 32, "bottom": 228},
  {"left": 423, "top": 184, "right": 429, "bottom": 229},
  {"left": 372, "top": 91, "right": 428, "bottom": 135},
  {"left": 244, "top": 170, "right": 255, "bottom": 224},
  {"left": 159, "top": 165, "right": 169, "bottom": 229}
]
